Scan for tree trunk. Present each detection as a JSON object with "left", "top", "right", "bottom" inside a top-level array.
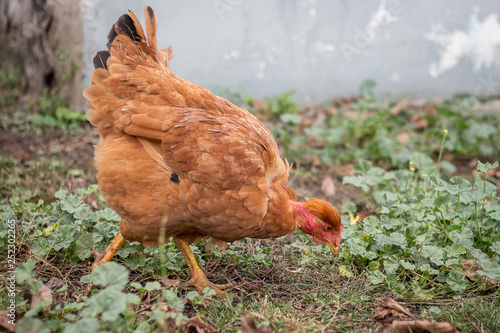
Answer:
[{"left": 0, "top": 0, "right": 84, "bottom": 110}]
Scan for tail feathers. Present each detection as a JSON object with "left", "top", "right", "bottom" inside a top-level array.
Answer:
[
  {"left": 92, "top": 6, "right": 170, "bottom": 70},
  {"left": 93, "top": 51, "right": 110, "bottom": 69},
  {"left": 106, "top": 11, "right": 145, "bottom": 49},
  {"left": 144, "top": 6, "right": 158, "bottom": 51}
]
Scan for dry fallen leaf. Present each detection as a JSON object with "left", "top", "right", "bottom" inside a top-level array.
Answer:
[
  {"left": 153, "top": 302, "right": 179, "bottom": 332},
  {"left": 313, "top": 155, "right": 322, "bottom": 167},
  {"left": 321, "top": 176, "right": 336, "bottom": 197},
  {"left": 0, "top": 310, "right": 16, "bottom": 332},
  {"left": 162, "top": 278, "right": 181, "bottom": 289},
  {"left": 34, "top": 277, "right": 63, "bottom": 305},
  {"left": 142, "top": 290, "right": 152, "bottom": 304},
  {"left": 30, "top": 284, "right": 53, "bottom": 308},
  {"left": 475, "top": 99, "right": 500, "bottom": 111},
  {"left": 374, "top": 297, "right": 413, "bottom": 324},
  {"left": 181, "top": 316, "right": 220, "bottom": 333},
  {"left": 378, "top": 320, "right": 460, "bottom": 333},
  {"left": 468, "top": 158, "right": 479, "bottom": 168},
  {"left": 339, "top": 96, "right": 358, "bottom": 109},
  {"left": 132, "top": 301, "right": 219, "bottom": 332},
  {"left": 252, "top": 98, "right": 266, "bottom": 114},
  {"left": 390, "top": 101, "right": 409, "bottom": 115},
  {"left": 374, "top": 298, "right": 460, "bottom": 333},
  {"left": 335, "top": 164, "right": 354, "bottom": 177},
  {"left": 356, "top": 208, "right": 373, "bottom": 222},
  {"left": 240, "top": 315, "right": 272, "bottom": 333},
  {"left": 25, "top": 277, "right": 62, "bottom": 308},
  {"left": 424, "top": 104, "right": 438, "bottom": 117},
  {"left": 338, "top": 164, "right": 354, "bottom": 177},
  {"left": 326, "top": 105, "right": 339, "bottom": 116},
  {"left": 396, "top": 132, "right": 410, "bottom": 145},
  {"left": 410, "top": 114, "right": 428, "bottom": 128},
  {"left": 461, "top": 259, "right": 499, "bottom": 285},
  {"left": 127, "top": 290, "right": 153, "bottom": 312},
  {"left": 154, "top": 301, "right": 173, "bottom": 313},
  {"left": 46, "top": 277, "right": 64, "bottom": 289}
]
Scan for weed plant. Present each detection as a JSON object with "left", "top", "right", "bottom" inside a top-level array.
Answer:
[{"left": 1, "top": 79, "right": 499, "bottom": 331}]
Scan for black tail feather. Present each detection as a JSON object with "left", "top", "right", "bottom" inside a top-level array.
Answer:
[
  {"left": 93, "top": 7, "right": 162, "bottom": 71},
  {"left": 93, "top": 50, "right": 110, "bottom": 69},
  {"left": 146, "top": 6, "right": 155, "bottom": 23},
  {"left": 106, "top": 28, "right": 118, "bottom": 50},
  {"left": 106, "top": 13, "right": 143, "bottom": 49}
]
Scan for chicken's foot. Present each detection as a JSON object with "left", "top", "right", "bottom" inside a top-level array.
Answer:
[
  {"left": 91, "top": 231, "right": 127, "bottom": 272},
  {"left": 87, "top": 231, "right": 126, "bottom": 292},
  {"left": 174, "top": 237, "right": 231, "bottom": 297}
]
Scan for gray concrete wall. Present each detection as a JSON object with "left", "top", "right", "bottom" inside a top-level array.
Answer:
[{"left": 83, "top": 0, "right": 500, "bottom": 104}]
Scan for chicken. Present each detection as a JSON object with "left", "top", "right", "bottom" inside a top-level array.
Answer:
[{"left": 83, "top": 6, "right": 343, "bottom": 296}]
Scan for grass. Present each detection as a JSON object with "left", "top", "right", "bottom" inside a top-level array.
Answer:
[{"left": 0, "top": 71, "right": 499, "bottom": 332}]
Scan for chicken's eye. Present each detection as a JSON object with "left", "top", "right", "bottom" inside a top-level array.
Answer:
[{"left": 324, "top": 225, "right": 332, "bottom": 231}]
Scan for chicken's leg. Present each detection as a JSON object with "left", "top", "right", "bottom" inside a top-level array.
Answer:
[
  {"left": 174, "top": 237, "right": 231, "bottom": 296},
  {"left": 91, "top": 231, "right": 126, "bottom": 272}
]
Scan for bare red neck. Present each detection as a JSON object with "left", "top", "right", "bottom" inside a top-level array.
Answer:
[{"left": 291, "top": 201, "right": 316, "bottom": 235}]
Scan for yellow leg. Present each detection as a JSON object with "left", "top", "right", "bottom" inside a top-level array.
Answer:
[
  {"left": 174, "top": 237, "right": 231, "bottom": 297},
  {"left": 91, "top": 231, "right": 126, "bottom": 273}
]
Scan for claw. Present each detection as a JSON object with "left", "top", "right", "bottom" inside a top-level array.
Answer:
[
  {"left": 89, "top": 231, "right": 126, "bottom": 272},
  {"left": 87, "top": 231, "right": 127, "bottom": 293},
  {"left": 185, "top": 277, "right": 232, "bottom": 297},
  {"left": 174, "top": 237, "right": 233, "bottom": 297}
]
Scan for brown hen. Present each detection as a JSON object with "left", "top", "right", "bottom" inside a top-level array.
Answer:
[{"left": 84, "top": 6, "right": 343, "bottom": 296}]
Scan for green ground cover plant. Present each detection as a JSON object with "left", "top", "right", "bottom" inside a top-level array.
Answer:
[{"left": 1, "top": 74, "right": 499, "bottom": 332}]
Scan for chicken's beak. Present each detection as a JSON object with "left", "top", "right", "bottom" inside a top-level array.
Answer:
[{"left": 327, "top": 242, "right": 339, "bottom": 256}]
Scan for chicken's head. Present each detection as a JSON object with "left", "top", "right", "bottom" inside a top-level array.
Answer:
[{"left": 292, "top": 199, "right": 343, "bottom": 256}]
